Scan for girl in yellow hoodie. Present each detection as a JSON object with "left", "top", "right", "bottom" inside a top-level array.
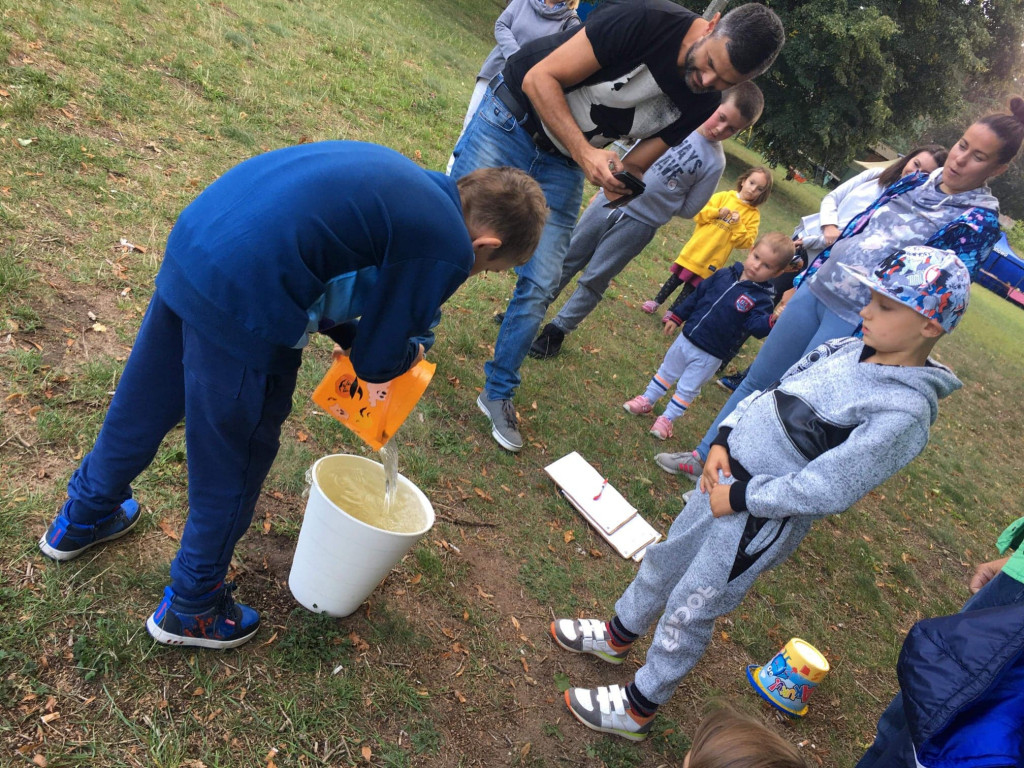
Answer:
[{"left": 642, "top": 166, "right": 773, "bottom": 314}]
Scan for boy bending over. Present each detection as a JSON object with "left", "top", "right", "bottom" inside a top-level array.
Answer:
[
  {"left": 551, "top": 245, "right": 968, "bottom": 739},
  {"left": 39, "top": 141, "right": 547, "bottom": 649}
]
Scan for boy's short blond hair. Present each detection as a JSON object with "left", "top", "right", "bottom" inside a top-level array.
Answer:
[
  {"left": 755, "top": 230, "right": 797, "bottom": 269},
  {"left": 689, "top": 704, "right": 807, "bottom": 768},
  {"left": 457, "top": 166, "right": 548, "bottom": 266}
]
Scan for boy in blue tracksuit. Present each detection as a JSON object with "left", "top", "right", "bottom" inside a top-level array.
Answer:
[
  {"left": 622, "top": 232, "right": 795, "bottom": 441},
  {"left": 38, "top": 141, "right": 547, "bottom": 649}
]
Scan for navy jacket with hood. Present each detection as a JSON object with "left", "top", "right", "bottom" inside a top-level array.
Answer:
[
  {"left": 156, "top": 141, "right": 474, "bottom": 382},
  {"left": 898, "top": 602, "right": 1024, "bottom": 768},
  {"left": 664, "top": 261, "right": 775, "bottom": 361}
]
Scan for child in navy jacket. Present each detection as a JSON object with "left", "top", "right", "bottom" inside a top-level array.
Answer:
[
  {"left": 38, "top": 141, "right": 547, "bottom": 650},
  {"left": 623, "top": 232, "right": 795, "bottom": 441}
]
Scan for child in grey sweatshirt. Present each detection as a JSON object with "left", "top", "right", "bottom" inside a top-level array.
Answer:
[{"left": 549, "top": 245, "right": 970, "bottom": 741}]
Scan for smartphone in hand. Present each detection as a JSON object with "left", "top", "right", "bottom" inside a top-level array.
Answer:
[{"left": 603, "top": 170, "right": 646, "bottom": 209}]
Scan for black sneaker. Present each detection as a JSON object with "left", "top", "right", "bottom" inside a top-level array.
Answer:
[
  {"left": 146, "top": 583, "right": 260, "bottom": 649},
  {"left": 492, "top": 311, "right": 505, "bottom": 326},
  {"left": 528, "top": 323, "right": 565, "bottom": 359},
  {"left": 39, "top": 499, "right": 142, "bottom": 561}
]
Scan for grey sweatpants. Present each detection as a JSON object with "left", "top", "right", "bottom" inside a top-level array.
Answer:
[
  {"left": 550, "top": 202, "right": 657, "bottom": 334},
  {"left": 615, "top": 487, "right": 810, "bottom": 704}
]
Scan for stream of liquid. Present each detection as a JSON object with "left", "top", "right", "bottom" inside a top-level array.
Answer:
[
  {"left": 380, "top": 441, "right": 399, "bottom": 519},
  {"left": 315, "top": 452, "right": 426, "bottom": 534}
]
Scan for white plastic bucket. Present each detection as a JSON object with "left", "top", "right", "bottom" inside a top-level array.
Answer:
[{"left": 288, "top": 454, "right": 434, "bottom": 617}]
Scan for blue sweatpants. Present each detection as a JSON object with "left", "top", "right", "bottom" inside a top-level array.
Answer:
[{"left": 65, "top": 291, "right": 298, "bottom": 599}]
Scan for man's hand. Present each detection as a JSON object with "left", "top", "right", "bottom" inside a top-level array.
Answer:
[
  {"left": 822, "top": 224, "right": 841, "bottom": 246},
  {"left": 709, "top": 483, "right": 734, "bottom": 517},
  {"left": 580, "top": 149, "right": 629, "bottom": 194},
  {"left": 792, "top": 237, "right": 804, "bottom": 249},
  {"left": 969, "top": 556, "right": 1011, "bottom": 593},
  {"left": 662, "top": 318, "right": 680, "bottom": 336},
  {"left": 700, "top": 444, "right": 731, "bottom": 493}
]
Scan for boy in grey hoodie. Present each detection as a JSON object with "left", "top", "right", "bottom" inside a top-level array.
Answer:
[{"left": 550, "top": 245, "right": 969, "bottom": 741}]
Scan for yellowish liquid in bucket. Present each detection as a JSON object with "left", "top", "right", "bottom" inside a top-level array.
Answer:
[{"left": 315, "top": 456, "right": 427, "bottom": 534}]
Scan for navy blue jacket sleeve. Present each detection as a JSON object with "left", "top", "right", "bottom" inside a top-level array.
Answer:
[
  {"left": 348, "top": 259, "right": 469, "bottom": 383},
  {"left": 665, "top": 273, "right": 714, "bottom": 326},
  {"left": 742, "top": 293, "right": 776, "bottom": 339}
]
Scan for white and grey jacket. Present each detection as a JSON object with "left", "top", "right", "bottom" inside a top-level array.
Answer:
[{"left": 712, "top": 337, "right": 961, "bottom": 520}]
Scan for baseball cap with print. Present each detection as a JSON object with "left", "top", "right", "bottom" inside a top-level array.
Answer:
[{"left": 840, "top": 245, "right": 971, "bottom": 333}]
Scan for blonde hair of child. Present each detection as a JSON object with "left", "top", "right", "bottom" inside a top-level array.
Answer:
[
  {"left": 688, "top": 704, "right": 808, "bottom": 768},
  {"left": 754, "top": 231, "right": 797, "bottom": 267},
  {"left": 736, "top": 165, "right": 774, "bottom": 207}
]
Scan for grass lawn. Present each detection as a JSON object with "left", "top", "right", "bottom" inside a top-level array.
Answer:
[{"left": 2, "top": 1, "right": 1023, "bottom": 766}]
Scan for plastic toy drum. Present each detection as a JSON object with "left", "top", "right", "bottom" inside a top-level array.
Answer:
[{"left": 746, "top": 637, "right": 829, "bottom": 718}]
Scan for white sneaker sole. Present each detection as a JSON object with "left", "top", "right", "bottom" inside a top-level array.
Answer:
[
  {"left": 38, "top": 507, "right": 142, "bottom": 561},
  {"left": 476, "top": 395, "right": 522, "bottom": 452},
  {"left": 146, "top": 615, "right": 259, "bottom": 649}
]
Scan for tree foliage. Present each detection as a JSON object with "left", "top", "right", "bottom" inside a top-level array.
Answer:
[{"left": 674, "top": 0, "right": 1024, "bottom": 175}]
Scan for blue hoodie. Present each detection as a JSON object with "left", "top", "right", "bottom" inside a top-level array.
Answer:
[
  {"left": 664, "top": 262, "right": 776, "bottom": 361},
  {"left": 156, "top": 141, "right": 474, "bottom": 382}
]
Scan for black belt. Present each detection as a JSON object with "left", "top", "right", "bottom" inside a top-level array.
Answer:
[{"left": 488, "top": 74, "right": 563, "bottom": 157}]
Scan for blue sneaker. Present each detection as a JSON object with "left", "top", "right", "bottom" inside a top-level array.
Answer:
[
  {"left": 715, "top": 372, "right": 745, "bottom": 392},
  {"left": 146, "top": 583, "right": 260, "bottom": 649},
  {"left": 39, "top": 499, "right": 141, "bottom": 561}
]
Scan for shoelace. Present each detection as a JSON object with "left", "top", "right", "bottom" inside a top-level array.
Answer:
[{"left": 500, "top": 399, "right": 518, "bottom": 428}]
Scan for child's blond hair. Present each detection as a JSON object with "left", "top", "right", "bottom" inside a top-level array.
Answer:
[
  {"left": 689, "top": 704, "right": 807, "bottom": 768},
  {"left": 754, "top": 231, "right": 797, "bottom": 268},
  {"left": 736, "top": 165, "right": 774, "bottom": 207}
]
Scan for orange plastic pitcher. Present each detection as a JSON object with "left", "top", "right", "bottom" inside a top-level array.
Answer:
[{"left": 311, "top": 355, "right": 436, "bottom": 451}]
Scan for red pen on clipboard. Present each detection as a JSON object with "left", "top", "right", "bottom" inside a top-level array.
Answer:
[{"left": 593, "top": 478, "right": 609, "bottom": 501}]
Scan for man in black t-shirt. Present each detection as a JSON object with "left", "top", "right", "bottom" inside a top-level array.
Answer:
[{"left": 450, "top": 0, "right": 784, "bottom": 454}]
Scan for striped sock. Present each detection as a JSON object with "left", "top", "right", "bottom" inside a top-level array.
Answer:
[
  {"left": 625, "top": 682, "right": 659, "bottom": 718},
  {"left": 608, "top": 616, "right": 639, "bottom": 647},
  {"left": 642, "top": 374, "right": 671, "bottom": 404},
  {"left": 662, "top": 395, "right": 690, "bottom": 421}
]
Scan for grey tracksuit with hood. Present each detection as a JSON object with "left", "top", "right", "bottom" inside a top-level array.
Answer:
[{"left": 614, "top": 337, "right": 962, "bottom": 704}]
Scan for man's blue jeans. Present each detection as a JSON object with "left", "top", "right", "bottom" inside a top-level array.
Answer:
[
  {"left": 450, "top": 86, "right": 585, "bottom": 401},
  {"left": 855, "top": 571, "right": 1024, "bottom": 767},
  {"left": 695, "top": 285, "right": 857, "bottom": 460}
]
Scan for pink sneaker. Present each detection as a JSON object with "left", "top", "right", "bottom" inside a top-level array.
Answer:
[
  {"left": 649, "top": 416, "right": 673, "bottom": 440},
  {"left": 641, "top": 300, "right": 658, "bottom": 314},
  {"left": 622, "top": 395, "right": 653, "bottom": 415}
]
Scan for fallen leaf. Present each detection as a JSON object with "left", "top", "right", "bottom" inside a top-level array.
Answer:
[
  {"left": 32, "top": 756, "right": 47, "bottom": 768},
  {"left": 158, "top": 518, "right": 180, "bottom": 541},
  {"left": 17, "top": 137, "right": 37, "bottom": 147},
  {"left": 409, "top": 573, "right": 422, "bottom": 585},
  {"left": 473, "top": 487, "right": 493, "bottom": 502},
  {"left": 454, "top": 690, "right": 467, "bottom": 703},
  {"left": 349, "top": 632, "right": 370, "bottom": 652},
  {"left": 262, "top": 513, "right": 271, "bottom": 534},
  {"left": 475, "top": 584, "right": 493, "bottom": 599},
  {"left": 192, "top": 687, "right": 205, "bottom": 696},
  {"left": 91, "top": 322, "right": 107, "bottom": 333},
  {"left": 361, "top": 745, "right": 372, "bottom": 761},
  {"left": 520, "top": 657, "right": 529, "bottom": 672},
  {"left": 510, "top": 616, "right": 520, "bottom": 631},
  {"left": 563, "top": 530, "right": 575, "bottom": 544},
  {"left": 589, "top": 548, "right": 604, "bottom": 558},
  {"left": 296, "top": 430, "right": 308, "bottom": 442},
  {"left": 521, "top": 743, "right": 531, "bottom": 757},
  {"left": 40, "top": 712, "right": 60, "bottom": 724}
]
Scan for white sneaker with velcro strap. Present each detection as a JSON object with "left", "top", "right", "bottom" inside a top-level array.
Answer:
[
  {"left": 564, "top": 684, "right": 654, "bottom": 741},
  {"left": 550, "top": 618, "right": 631, "bottom": 664}
]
